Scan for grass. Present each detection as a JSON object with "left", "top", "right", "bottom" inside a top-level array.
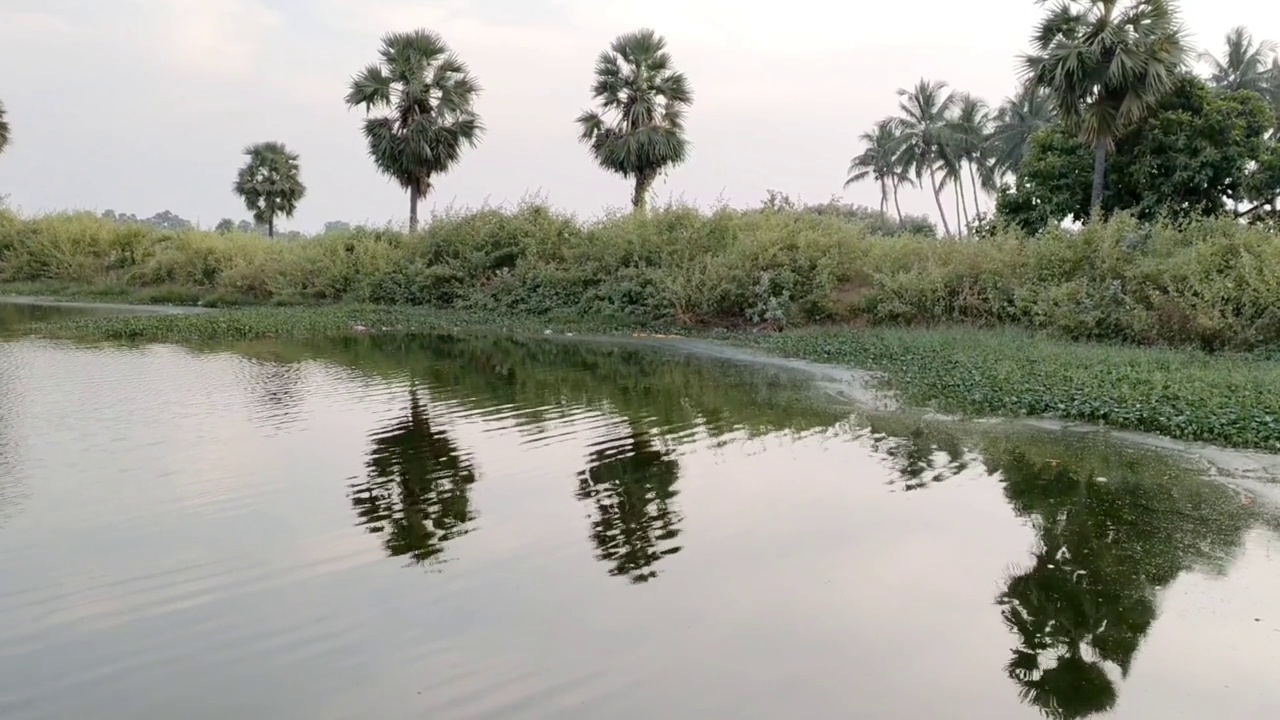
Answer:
[
  {"left": 4, "top": 202, "right": 1280, "bottom": 351},
  {"left": 15, "top": 304, "right": 1280, "bottom": 452}
]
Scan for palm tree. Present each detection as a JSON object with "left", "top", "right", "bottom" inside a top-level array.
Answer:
[
  {"left": 938, "top": 144, "right": 969, "bottom": 235},
  {"left": 576, "top": 29, "right": 693, "bottom": 213},
  {"left": 1022, "top": 0, "right": 1189, "bottom": 213},
  {"left": 0, "top": 100, "right": 10, "bottom": 158},
  {"left": 345, "top": 29, "right": 484, "bottom": 231},
  {"left": 950, "top": 93, "right": 993, "bottom": 218},
  {"left": 895, "top": 79, "right": 957, "bottom": 237},
  {"left": 232, "top": 142, "right": 305, "bottom": 238},
  {"left": 989, "top": 85, "right": 1057, "bottom": 180},
  {"left": 1199, "top": 26, "right": 1277, "bottom": 95},
  {"left": 844, "top": 118, "right": 901, "bottom": 219}
]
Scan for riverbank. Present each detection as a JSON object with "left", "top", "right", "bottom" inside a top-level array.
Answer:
[
  {"left": 5, "top": 206, "right": 1280, "bottom": 351},
  {"left": 12, "top": 303, "right": 1280, "bottom": 452}
]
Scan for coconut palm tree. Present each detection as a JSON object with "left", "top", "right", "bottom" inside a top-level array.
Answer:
[
  {"left": 1199, "top": 26, "right": 1278, "bottom": 95},
  {"left": 576, "top": 29, "right": 693, "bottom": 213},
  {"left": 232, "top": 141, "right": 305, "bottom": 238},
  {"left": 939, "top": 144, "right": 969, "bottom": 235},
  {"left": 949, "top": 93, "right": 993, "bottom": 218},
  {"left": 1022, "top": 0, "right": 1189, "bottom": 213},
  {"left": 844, "top": 118, "right": 901, "bottom": 219},
  {"left": 0, "top": 100, "right": 10, "bottom": 158},
  {"left": 895, "top": 79, "right": 957, "bottom": 237},
  {"left": 989, "top": 85, "right": 1057, "bottom": 180},
  {"left": 345, "top": 29, "right": 484, "bottom": 231}
]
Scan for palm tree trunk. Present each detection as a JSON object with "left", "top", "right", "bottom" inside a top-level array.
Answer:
[
  {"left": 967, "top": 162, "right": 983, "bottom": 217},
  {"left": 957, "top": 180, "right": 971, "bottom": 234},
  {"left": 409, "top": 190, "right": 420, "bottom": 232},
  {"left": 1090, "top": 139, "right": 1108, "bottom": 217},
  {"left": 632, "top": 170, "right": 656, "bottom": 214},
  {"left": 268, "top": 215, "right": 275, "bottom": 238},
  {"left": 953, "top": 182, "right": 965, "bottom": 237},
  {"left": 880, "top": 179, "right": 889, "bottom": 219},
  {"left": 892, "top": 181, "right": 903, "bottom": 224},
  {"left": 929, "top": 169, "right": 952, "bottom": 237}
]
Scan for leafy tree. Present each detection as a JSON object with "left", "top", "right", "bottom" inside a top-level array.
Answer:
[
  {"left": 844, "top": 118, "right": 901, "bottom": 220},
  {"left": 322, "top": 220, "right": 352, "bottom": 234},
  {"left": 233, "top": 141, "right": 305, "bottom": 238},
  {"left": 1199, "top": 26, "right": 1277, "bottom": 95},
  {"left": 214, "top": 218, "right": 235, "bottom": 234},
  {"left": 1022, "top": 0, "right": 1190, "bottom": 213},
  {"left": 989, "top": 84, "right": 1057, "bottom": 178},
  {"left": 997, "top": 76, "right": 1278, "bottom": 230},
  {"left": 576, "top": 29, "right": 693, "bottom": 213},
  {"left": 346, "top": 30, "right": 484, "bottom": 231},
  {"left": 895, "top": 79, "right": 957, "bottom": 237},
  {"left": 0, "top": 100, "right": 10, "bottom": 158}
]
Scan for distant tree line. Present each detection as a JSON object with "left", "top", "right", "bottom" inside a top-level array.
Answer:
[
  {"left": 5, "top": 0, "right": 1280, "bottom": 236},
  {"left": 845, "top": 4, "right": 1280, "bottom": 235}
]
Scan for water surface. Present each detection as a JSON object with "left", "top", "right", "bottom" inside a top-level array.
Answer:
[{"left": 1, "top": 323, "right": 1278, "bottom": 719}]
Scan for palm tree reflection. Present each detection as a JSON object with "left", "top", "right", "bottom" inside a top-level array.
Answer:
[
  {"left": 349, "top": 385, "right": 478, "bottom": 567},
  {"left": 576, "top": 425, "right": 683, "bottom": 584},
  {"left": 988, "top": 445, "right": 1252, "bottom": 719}
]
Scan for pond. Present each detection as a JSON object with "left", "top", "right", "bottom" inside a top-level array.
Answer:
[{"left": 1, "top": 307, "right": 1278, "bottom": 719}]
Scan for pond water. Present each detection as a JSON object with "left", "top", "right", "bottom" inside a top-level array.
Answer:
[{"left": 1, "top": 308, "right": 1279, "bottom": 719}]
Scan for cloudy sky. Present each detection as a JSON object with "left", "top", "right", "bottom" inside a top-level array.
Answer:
[{"left": 0, "top": 0, "right": 1276, "bottom": 232}]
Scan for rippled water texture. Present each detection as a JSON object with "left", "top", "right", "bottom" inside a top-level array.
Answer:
[{"left": 1, "top": 316, "right": 1279, "bottom": 719}]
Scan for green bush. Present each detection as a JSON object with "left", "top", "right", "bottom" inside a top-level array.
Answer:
[{"left": 3, "top": 203, "right": 1280, "bottom": 351}]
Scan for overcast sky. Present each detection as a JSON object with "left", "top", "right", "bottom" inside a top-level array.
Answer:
[{"left": 1, "top": 0, "right": 1277, "bottom": 232}]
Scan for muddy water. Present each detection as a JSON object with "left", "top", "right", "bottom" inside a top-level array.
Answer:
[{"left": 1, "top": 324, "right": 1277, "bottom": 719}]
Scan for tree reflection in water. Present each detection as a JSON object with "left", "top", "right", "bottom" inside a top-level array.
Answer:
[
  {"left": 349, "top": 385, "right": 478, "bottom": 567},
  {"left": 576, "top": 425, "right": 683, "bottom": 584},
  {"left": 984, "top": 443, "right": 1254, "bottom": 719}
]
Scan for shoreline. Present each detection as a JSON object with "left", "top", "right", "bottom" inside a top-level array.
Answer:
[{"left": 6, "top": 299, "right": 1280, "bottom": 460}]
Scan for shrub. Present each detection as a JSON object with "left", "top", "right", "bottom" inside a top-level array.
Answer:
[{"left": 2, "top": 204, "right": 1280, "bottom": 351}]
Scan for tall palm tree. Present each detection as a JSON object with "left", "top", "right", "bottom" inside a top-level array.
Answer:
[
  {"left": 1022, "top": 0, "right": 1189, "bottom": 213},
  {"left": 989, "top": 85, "right": 1057, "bottom": 180},
  {"left": 0, "top": 100, "right": 10, "bottom": 158},
  {"left": 939, "top": 145, "right": 969, "bottom": 235},
  {"left": 576, "top": 29, "right": 693, "bottom": 213},
  {"left": 1199, "top": 26, "right": 1277, "bottom": 95},
  {"left": 895, "top": 79, "right": 957, "bottom": 237},
  {"left": 950, "top": 93, "right": 993, "bottom": 218},
  {"left": 844, "top": 118, "right": 901, "bottom": 219},
  {"left": 232, "top": 141, "right": 305, "bottom": 238},
  {"left": 345, "top": 29, "right": 484, "bottom": 231}
]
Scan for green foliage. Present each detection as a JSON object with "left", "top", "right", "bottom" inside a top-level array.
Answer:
[
  {"left": 1022, "top": 0, "right": 1190, "bottom": 210},
  {"left": 0, "top": 99, "right": 9, "bottom": 157},
  {"left": 4, "top": 205, "right": 1280, "bottom": 354},
  {"left": 998, "top": 76, "right": 1280, "bottom": 229},
  {"left": 1199, "top": 26, "right": 1278, "bottom": 95},
  {"left": 747, "top": 326, "right": 1280, "bottom": 450},
  {"left": 345, "top": 29, "right": 484, "bottom": 230},
  {"left": 232, "top": 141, "right": 306, "bottom": 238},
  {"left": 576, "top": 29, "right": 693, "bottom": 213}
]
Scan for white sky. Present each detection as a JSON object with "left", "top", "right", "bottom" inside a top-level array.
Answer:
[{"left": 0, "top": 0, "right": 1277, "bottom": 232}]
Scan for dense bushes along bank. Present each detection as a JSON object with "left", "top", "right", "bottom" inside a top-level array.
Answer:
[{"left": 2, "top": 204, "right": 1280, "bottom": 352}]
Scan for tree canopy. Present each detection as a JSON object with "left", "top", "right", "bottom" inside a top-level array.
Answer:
[
  {"left": 0, "top": 100, "right": 9, "bottom": 157},
  {"left": 576, "top": 29, "right": 693, "bottom": 213},
  {"left": 233, "top": 141, "right": 305, "bottom": 238},
  {"left": 346, "top": 29, "right": 484, "bottom": 231},
  {"left": 995, "top": 75, "right": 1279, "bottom": 231}
]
